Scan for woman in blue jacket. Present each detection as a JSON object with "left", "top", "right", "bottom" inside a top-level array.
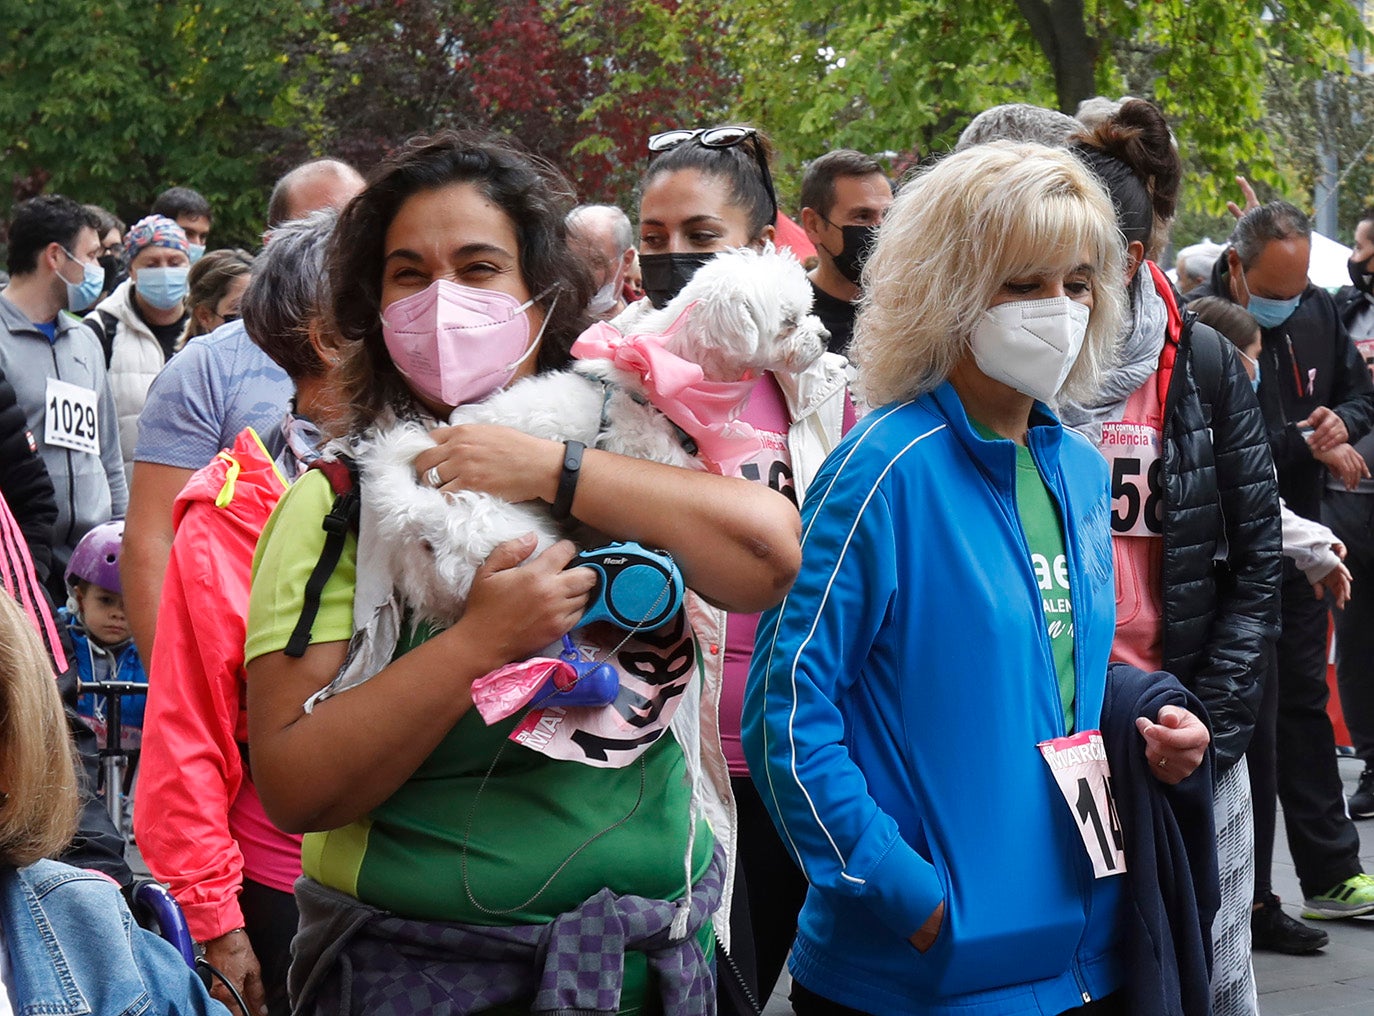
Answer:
[
  {"left": 742, "top": 143, "right": 1211, "bottom": 1015},
  {"left": 0, "top": 589, "right": 225, "bottom": 1014}
]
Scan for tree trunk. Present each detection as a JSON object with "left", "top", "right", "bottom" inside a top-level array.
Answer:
[{"left": 1014, "top": 0, "right": 1101, "bottom": 115}]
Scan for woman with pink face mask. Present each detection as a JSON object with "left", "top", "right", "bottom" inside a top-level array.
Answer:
[{"left": 244, "top": 132, "right": 801, "bottom": 1015}]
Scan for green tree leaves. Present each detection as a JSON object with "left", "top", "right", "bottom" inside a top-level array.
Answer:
[
  {"left": 716, "top": 0, "right": 1372, "bottom": 226},
  {"left": 0, "top": 0, "right": 314, "bottom": 245},
  {"left": 1, "top": 0, "right": 1369, "bottom": 243}
]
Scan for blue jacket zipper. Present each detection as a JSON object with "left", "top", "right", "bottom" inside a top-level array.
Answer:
[{"left": 1030, "top": 436, "right": 1100, "bottom": 1005}]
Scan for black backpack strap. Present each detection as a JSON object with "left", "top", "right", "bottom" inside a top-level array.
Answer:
[
  {"left": 85, "top": 310, "right": 118, "bottom": 368},
  {"left": 1182, "top": 312, "right": 1227, "bottom": 421},
  {"left": 284, "top": 457, "right": 360, "bottom": 659}
]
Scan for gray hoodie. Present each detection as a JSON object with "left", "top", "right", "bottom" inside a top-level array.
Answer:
[{"left": 0, "top": 294, "right": 126, "bottom": 574}]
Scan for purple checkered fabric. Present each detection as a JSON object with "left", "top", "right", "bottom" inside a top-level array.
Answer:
[{"left": 289, "top": 847, "right": 724, "bottom": 1015}]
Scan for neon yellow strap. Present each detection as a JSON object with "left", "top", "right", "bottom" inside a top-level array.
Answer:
[{"left": 213, "top": 451, "right": 242, "bottom": 508}]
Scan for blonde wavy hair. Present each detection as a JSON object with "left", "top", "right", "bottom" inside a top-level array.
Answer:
[
  {"left": 851, "top": 142, "right": 1127, "bottom": 407},
  {"left": 0, "top": 592, "right": 79, "bottom": 867}
]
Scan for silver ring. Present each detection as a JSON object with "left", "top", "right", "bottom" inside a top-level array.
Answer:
[{"left": 424, "top": 466, "right": 443, "bottom": 488}]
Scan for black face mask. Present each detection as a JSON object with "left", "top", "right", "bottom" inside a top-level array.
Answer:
[
  {"left": 824, "top": 224, "right": 880, "bottom": 285},
  {"left": 97, "top": 253, "right": 125, "bottom": 297},
  {"left": 1350, "top": 255, "right": 1374, "bottom": 296},
  {"left": 640, "top": 252, "right": 716, "bottom": 309}
]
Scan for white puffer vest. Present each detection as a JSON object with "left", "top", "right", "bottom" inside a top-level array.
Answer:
[
  {"left": 84, "top": 281, "right": 181, "bottom": 487},
  {"left": 678, "top": 351, "right": 851, "bottom": 949}
]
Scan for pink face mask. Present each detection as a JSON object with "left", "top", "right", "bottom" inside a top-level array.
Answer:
[{"left": 380, "top": 279, "right": 556, "bottom": 408}]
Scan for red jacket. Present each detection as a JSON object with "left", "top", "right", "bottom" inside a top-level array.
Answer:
[{"left": 134, "top": 428, "right": 301, "bottom": 941}]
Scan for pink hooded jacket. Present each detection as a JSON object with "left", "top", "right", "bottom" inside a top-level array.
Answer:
[{"left": 134, "top": 428, "right": 302, "bottom": 941}]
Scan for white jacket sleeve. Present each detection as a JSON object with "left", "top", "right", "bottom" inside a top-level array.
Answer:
[{"left": 1280, "top": 499, "right": 1341, "bottom": 583}]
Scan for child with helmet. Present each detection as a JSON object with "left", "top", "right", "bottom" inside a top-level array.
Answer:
[{"left": 62, "top": 520, "right": 146, "bottom": 754}]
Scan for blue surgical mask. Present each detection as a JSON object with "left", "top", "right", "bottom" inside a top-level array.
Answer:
[
  {"left": 188, "top": 243, "right": 206, "bottom": 265},
  {"left": 134, "top": 266, "right": 189, "bottom": 310},
  {"left": 1247, "top": 293, "right": 1300, "bottom": 330},
  {"left": 60, "top": 250, "right": 105, "bottom": 313}
]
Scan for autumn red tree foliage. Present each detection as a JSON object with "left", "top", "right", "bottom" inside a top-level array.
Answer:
[{"left": 286, "top": 0, "right": 734, "bottom": 205}]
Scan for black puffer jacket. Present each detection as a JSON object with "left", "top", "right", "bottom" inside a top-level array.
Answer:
[
  {"left": 1331, "top": 286, "right": 1374, "bottom": 482},
  {"left": 1159, "top": 315, "right": 1281, "bottom": 770},
  {"left": 0, "top": 365, "right": 57, "bottom": 582}
]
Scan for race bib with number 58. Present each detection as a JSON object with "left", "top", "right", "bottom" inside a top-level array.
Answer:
[
  {"left": 44, "top": 378, "right": 100, "bottom": 456},
  {"left": 1101, "top": 420, "right": 1162, "bottom": 538},
  {"left": 1038, "top": 730, "right": 1127, "bottom": 878}
]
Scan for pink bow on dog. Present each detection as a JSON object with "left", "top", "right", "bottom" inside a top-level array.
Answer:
[{"left": 571, "top": 311, "right": 763, "bottom": 475}]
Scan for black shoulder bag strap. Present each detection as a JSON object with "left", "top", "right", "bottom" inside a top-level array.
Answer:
[
  {"left": 88, "top": 309, "right": 118, "bottom": 368},
  {"left": 284, "top": 456, "right": 360, "bottom": 659},
  {"left": 1182, "top": 311, "right": 1227, "bottom": 423},
  {"left": 1181, "top": 311, "right": 1236, "bottom": 562}
]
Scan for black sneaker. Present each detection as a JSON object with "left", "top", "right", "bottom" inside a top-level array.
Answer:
[
  {"left": 1251, "top": 893, "right": 1329, "bottom": 954},
  {"left": 1350, "top": 766, "right": 1374, "bottom": 819}
]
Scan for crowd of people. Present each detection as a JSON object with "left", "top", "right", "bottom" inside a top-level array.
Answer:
[{"left": 0, "top": 94, "right": 1369, "bottom": 1016}]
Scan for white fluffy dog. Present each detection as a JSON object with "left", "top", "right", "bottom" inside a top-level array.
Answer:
[{"left": 356, "top": 245, "right": 827, "bottom": 627}]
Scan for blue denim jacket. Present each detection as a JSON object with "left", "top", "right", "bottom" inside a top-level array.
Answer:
[{"left": 1, "top": 860, "right": 227, "bottom": 1015}]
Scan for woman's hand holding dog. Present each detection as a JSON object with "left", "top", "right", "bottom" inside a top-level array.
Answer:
[
  {"left": 416, "top": 424, "right": 563, "bottom": 504},
  {"left": 459, "top": 535, "right": 597, "bottom": 668},
  {"left": 247, "top": 534, "right": 595, "bottom": 834}
]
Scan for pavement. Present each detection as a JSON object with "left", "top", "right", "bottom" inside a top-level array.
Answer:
[
  {"left": 763, "top": 752, "right": 1374, "bottom": 1015},
  {"left": 1245, "top": 752, "right": 1374, "bottom": 1016},
  {"left": 129, "top": 757, "right": 1374, "bottom": 1014}
]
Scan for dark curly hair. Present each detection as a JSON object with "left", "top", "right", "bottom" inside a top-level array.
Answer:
[
  {"left": 329, "top": 131, "right": 594, "bottom": 433},
  {"left": 1070, "top": 99, "right": 1182, "bottom": 260}
]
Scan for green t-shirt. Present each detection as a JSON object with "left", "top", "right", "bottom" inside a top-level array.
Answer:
[
  {"left": 970, "top": 422, "right": 1077, "bottom": 731},
  {"left": 246, "top": 471, "right": 713, "bottom": 1012},
  {"left": 1016, "top": 443, "right": 1077, "bottom": 731}
]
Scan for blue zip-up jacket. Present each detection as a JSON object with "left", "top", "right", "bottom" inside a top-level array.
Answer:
[
  {"left": 743, "top": 383, "right": 1123, "bottom": 1015},
  {"left": 62, "top": 606, "right": 148, "bottom": 748}
]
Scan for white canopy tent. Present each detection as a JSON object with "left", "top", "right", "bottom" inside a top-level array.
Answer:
[
  {"left": 1166, "top": 231, "right": 1353, "bottom": 292},
  {"left": 1308, "top": 231, "right": 1353, "bottom": 291}
]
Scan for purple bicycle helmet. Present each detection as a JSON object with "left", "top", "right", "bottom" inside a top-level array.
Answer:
[{"left": 65, "top": 520, "right": 124, "bottom": 593}]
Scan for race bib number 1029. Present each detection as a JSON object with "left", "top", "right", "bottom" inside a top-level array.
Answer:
[{"left": 44, "top": 378, "right": 100, "bottom": 456}]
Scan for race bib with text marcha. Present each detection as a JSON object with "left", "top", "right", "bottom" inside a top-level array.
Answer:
[
  {"left": 1101, "top": 420, "right": 1162, "bottom": 538},
  {"left": 44, "top": 378, "right": 99, "bottom": 455},
  {"left": 1037, "top": 729, "right": 1127, "bottom": 879},
  {"left": 509, "top": 612, "right": 696, "bottom": 768}
]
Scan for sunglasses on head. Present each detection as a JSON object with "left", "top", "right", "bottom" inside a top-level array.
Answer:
[{"left": 647, "top": 125, "right": 779, "bottom": 224}]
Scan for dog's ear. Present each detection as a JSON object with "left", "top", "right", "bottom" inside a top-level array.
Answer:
[{"left": 676, "top": 284, "right": 762, "bottom": 380}]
